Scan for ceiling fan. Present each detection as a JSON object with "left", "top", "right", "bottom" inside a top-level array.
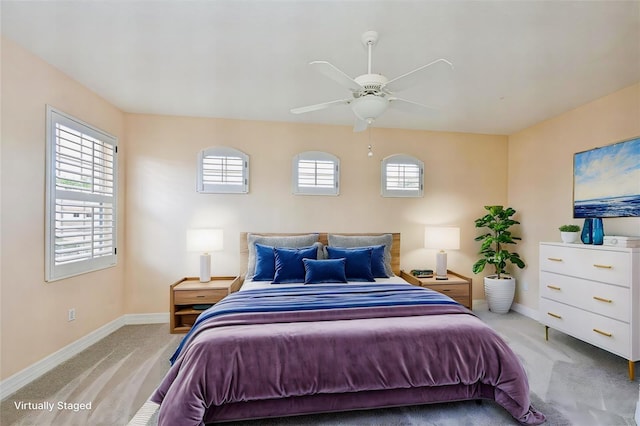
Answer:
[{"left": 290, "top": 30, "right": 454, "bottom": 132}]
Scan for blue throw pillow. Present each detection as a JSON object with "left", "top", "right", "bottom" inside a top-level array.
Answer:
[
  {"left": 303, "top": 258, "right": 348, "bottom": 284},
  {"left": 253, "top": 243, "right": 276, "bottom": 281},
  {"left": 365, "top": 245, "right": 389, "bottom": 278},
  {"left": 326, "top": 247, "right": 375, "bottom": 282},
  {"left": 272, "top": 246, "right": 319, "bottom": 284}
]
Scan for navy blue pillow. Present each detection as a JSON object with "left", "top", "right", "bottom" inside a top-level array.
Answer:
[
  {"left": 365, "top": 245, "right": 389, "bottom": 278},
  {"left": 303, "top": 258, "right": 348, "bottom": 284},
  {"left": 272, "top": 246, "right": 319, "bottom": 284},
  {"left": 253, "top": 243, "right": 276, "bottom": 281},
  {"left": 326, "top": 247, "right": 375, "bottom": 282}
]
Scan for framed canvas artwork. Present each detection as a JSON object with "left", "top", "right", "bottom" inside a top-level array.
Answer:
[{"left": 573, "top": 137, "right": 640, "bottom": 218}]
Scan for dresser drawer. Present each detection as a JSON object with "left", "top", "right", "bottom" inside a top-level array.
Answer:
[
  {"left": 540, "top": 298, "right": 631, "bottom": 358},
  {"left": 174, "top": 288, "right": 228, "bottom": 305},
  {"left": 540, "top": 244, "right": 631, "bottom": 286},
  {"left": 540, "top": 271, "right": 630, "bottom": 322}
]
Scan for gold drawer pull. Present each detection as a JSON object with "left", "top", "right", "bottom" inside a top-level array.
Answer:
[
  {"left": 593, "top": 264, "right": 613, "bottom": 269},
  {"left": 593, "top": 328, "right": 612, "bottom": 337},
  {"left": 547, "top": 285, "right": 561, "bottom": 291},
  {"left": 547, "top": 257, "right": 563, "bottom": 262},
  {"left": 593, "top": 296, "right": 612, "bottom": 303},
  {"left": 547, "top": 312, "right": 562, "bottom": 319}
]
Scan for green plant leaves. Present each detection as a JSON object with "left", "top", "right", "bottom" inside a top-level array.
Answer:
[{"left": 473, "top": 205, "right": 526, "bottom": 278}]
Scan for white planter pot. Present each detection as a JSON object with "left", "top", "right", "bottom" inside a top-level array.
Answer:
[
  {"left": 560, "top": 231, "right": 580, "bottom": 243},
  {"left": 484, "top": 275, "right": 515, "bottom": 314}
]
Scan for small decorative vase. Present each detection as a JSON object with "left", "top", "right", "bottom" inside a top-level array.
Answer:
[
  {"left": 592, "top": 218, "right": 604, "bottom": 245},
  {"left": 581, "top": 218, "right": 593, "bottom": 244}
]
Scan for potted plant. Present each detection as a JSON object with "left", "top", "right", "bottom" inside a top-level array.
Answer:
[
  {"left": 472, "top": 205, "right": 526, "bottom": 314},
  {"left": 559, "top": 224, "right": 580, "bottom": 243}
]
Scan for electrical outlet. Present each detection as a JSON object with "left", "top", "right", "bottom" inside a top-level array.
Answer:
[
  {"left": 522, "top": 281, "right": 529, "bottom": 291},
  {"left": 68, "top": 308, "right": 76, "bottom": 322}
]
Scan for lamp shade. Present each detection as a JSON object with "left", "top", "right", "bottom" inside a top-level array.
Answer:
[
  {"left": 351, "top": 95, "right": 389, "bottom": 123},
  {"left": 424, "top": 227, "right": 460, "bottom": 250},
  {"left": 187, "top": 229, "right": 223, "bottom": 253}
]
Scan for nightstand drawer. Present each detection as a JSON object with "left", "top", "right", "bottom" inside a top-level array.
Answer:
[
  {"left": 400, "top": 270, "right": 472, "bottom": 310},
  {"left": 174, "top": 288, "right": 228, "bottom": 305},
  {"left": 423, "top": 283, "right": 468, "bottom": 298}
]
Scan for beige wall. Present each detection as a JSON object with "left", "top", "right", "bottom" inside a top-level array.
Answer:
[
  {"left": 124, "top": 114, "right": 509, "bottom": 313},
  {"left": 508, "top": 83, "right": 640, "bottom": 311},
  {"left": 0, "top": 37, "right": 126, "bottom": 379}
]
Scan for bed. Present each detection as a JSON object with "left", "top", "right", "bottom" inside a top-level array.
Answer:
[{"left": 152, "top": 232, "right": 545, "bottom": 425}]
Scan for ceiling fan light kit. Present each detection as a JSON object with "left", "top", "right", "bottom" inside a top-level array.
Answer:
[
  {"left": 290, "top": 30, "right": 453, "bottom": 132},
  {"left": 351, "top": 95, "right": 388, "bottom": 124}
]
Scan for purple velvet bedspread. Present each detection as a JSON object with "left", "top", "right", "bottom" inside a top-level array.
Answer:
[{"left": 151, "top": 286, "right": 545, "bottom": 425}]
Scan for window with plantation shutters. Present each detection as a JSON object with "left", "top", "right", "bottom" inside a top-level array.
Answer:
[
  {"left": 292, "top": 151, "right": 339, "bottom": 196},
  {"left": 381, "top": 154, "right": 424, "bottom": 197},
  {"left": 197, "top": 147, "right": 249, "bottom": 194},
  {"left": 45, "top": 107, "right": 118, "bottom": 281}
]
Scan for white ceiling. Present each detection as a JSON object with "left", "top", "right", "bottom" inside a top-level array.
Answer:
[{"left": 1, "top": 0, "right": 639, "bottom": 135}]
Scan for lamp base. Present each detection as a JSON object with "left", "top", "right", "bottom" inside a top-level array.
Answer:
[
  {"left": 435, "top": 250, "right": 448, "bottom": 279},
  {"left": 435, "top": 276, "right": 449, "bottom": 280},
  {"left": 199, "top": 253, "right": 211, "bottom": 283}
]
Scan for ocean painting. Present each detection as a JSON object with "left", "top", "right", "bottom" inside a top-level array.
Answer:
[{"left": 573, "top": 137, "right": 640, "bottom": 218}]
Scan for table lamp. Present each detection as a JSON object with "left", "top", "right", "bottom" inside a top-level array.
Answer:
[
  {"left": 187, "top": 229, "right": 223, "bottom": 282},
  {"left": 424, "top": 226, "right": 460, "bottom": 280}
]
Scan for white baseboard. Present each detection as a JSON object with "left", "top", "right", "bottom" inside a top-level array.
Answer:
[
  {"left": 123, "top": 312, "right": 170, "bottom": 324},
  {"left": 511, "top": 302, "right": 539, "bottom": 321},
  {"left": 0, "top": 313, "right": 168, "bottom": 401}
]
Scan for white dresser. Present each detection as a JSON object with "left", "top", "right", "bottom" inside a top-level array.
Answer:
[{"left": 539, "top": 242, "right": 640, "bottom": 380}]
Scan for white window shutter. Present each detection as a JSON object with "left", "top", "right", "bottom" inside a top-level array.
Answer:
[
  {"left": 46, "top": 106, "right": 118, "bottom": 281},
  {"left": 381, "top": 154, "right": 424, "bottom": 198},
  {"left": 292, "top": 151, "right": 340, "bottom": 196},
  {"left": 197, "top": 147, "right": 249, "bottom": 194}
]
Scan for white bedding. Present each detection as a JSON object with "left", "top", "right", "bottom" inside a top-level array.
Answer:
[{"left": 240, "top": 276, "right": 411, "bottom": 291}]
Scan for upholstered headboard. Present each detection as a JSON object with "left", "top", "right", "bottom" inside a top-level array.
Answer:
[{"left": 239, "top": 232, "right": 401, "bottom": 277}]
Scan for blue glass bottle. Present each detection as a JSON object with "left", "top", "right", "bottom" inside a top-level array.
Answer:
[
  {"left": 581, "top": 218, "right": 593, "bottom": 244},
  {"left": 592, "top": 218, "right": 604, "bottom": 245}
]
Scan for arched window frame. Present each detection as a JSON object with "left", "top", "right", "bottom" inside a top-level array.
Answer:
[
  {"left": 381, "top": 154, "right": 424, "bottom": 198},
  {"left": 292, "top": 151, "right": 340, "bottom": 196},
  {"left": 197, "top": 146, "right": 249, "bottom": 194}
]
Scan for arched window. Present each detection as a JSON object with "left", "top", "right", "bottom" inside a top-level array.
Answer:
[
  {"left": 292, "top": 151, "right": 340, "bottom": 196},
  {"left": 197, "top": 146, "right": 249, "bottom": 194},
  {"left": 381, "top": 154, "right": 424, "bottom": 197}
]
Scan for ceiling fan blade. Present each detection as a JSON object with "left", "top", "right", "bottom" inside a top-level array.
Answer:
[
  {"left": 388, "top": 97, "right": 438, "bottom": 113},
  {"left": 353, "top": 118, "right": 369, "bottom": 132},
  {"left": 290, "top": 98, "right": 351, "bottom": 114},
  {"left": 310, "top": 61, "right": 363, "bottom": 92},
  {"left": 382, "top": 58, "right": 454, "bottom": 93}
]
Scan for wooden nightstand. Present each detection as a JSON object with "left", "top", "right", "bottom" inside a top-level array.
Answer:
[
  {"left": 401, "top": 270, "right": 472, "bottom": 309},
  {"left": 170, "top": 276, "right": 242, "bottom": 333}
]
